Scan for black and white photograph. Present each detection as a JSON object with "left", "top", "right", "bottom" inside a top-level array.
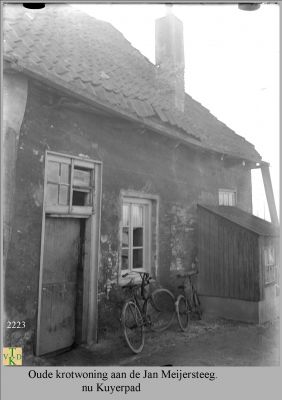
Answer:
[{"left": 1, "top": 0, "right": 280, "bottom": 378}]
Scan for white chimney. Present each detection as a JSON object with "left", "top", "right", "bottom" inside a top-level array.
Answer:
[{"left": 155, "top": 6, "right": 185, "bottom": 112}]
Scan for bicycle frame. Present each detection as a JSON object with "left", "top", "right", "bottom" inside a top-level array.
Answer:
[
  {"left": 121, "top": 272, "right": 176, "bottom": 352},
  {"left": 178, "top": 270, "right": 202, "bottom": 316},
  {"left": 122, "top": 272, "right": 152, "bottom": 327}
]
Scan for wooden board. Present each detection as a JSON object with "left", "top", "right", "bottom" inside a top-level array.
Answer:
[
  {"left": 37, "top": 217, "right": 81, "bottom": 355},
  {"left": 198, "top": 206, "right": 261, "bottom": 301}
]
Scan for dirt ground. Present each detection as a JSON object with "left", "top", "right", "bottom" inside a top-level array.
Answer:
[{"left": 25, "top": 316, "right": 280, "bottom": 367}]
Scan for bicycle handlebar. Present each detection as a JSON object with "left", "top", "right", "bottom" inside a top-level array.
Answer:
[{"left": 122, "top": 271, "right": 150, "bottom": 278}]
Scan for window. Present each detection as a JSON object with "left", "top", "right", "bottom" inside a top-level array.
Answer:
[
  {"left": 218, "top": 189, "right": 236, "bottom": 206},
  {"left": 46, "top": 159, "right": 70, "bottom": 208},
  {"left": 72, "top": 166, "right": 92, "bottom": 206},
  {"left": 121, "top": 198, "right": 151, "bottom": 272},
  {"left": 264, "top": 247, "right": 277, "bottom": 285},
  {"left": 45, "top": 153, "right": 96, "bottom": 215}
]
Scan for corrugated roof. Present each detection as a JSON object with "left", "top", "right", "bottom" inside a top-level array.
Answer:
[
  {"left": 3, "top": 4, "right": 261, "bottom": 162},
  {"left": 198, "top": 205, "right": 279, "bottom": 236}
]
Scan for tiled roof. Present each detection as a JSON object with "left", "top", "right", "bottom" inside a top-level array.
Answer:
[
  {"left": 3, "top": 4, "right": 261, "bottom": 162},
  {"left": 198, "top": 205, "right": 279, "bottom": 236}
]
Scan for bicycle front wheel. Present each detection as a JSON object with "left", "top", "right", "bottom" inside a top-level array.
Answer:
[
  {"left": 176, "top": 294, "right": 190, "bottom": 331},
  {"left": 147, "top": 288, "right": 175, "bottom": 332},
  {"left": 121, "top": 301, "right": 144, "bottom": 354}
]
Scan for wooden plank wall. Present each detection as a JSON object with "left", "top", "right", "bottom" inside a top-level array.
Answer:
[{"left": 198, "top": 207, "right": 261, "bottom": 301}]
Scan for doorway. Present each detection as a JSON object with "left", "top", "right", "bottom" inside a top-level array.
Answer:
[{"left": 36, "top": 152, "right": 102, "bottom": 356}]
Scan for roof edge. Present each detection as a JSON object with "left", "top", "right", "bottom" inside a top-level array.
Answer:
[
  {"left": 197, "top": 204, "right": 279, "bottom": 237},
  {"left": 4, "top": 56, "right": 262, "bottom": 163}
]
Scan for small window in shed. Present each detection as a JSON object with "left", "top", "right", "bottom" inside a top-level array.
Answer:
[
  {"left": 264, "top": 247, "right": 277, "bottom": 285},
  {"left": 219, "top": 189, "right": 236, "bottom": 206}
]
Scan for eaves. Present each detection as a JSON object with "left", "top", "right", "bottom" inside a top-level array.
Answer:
[{"left": 4, "top": 56, "right": 261, "bottom": 165}]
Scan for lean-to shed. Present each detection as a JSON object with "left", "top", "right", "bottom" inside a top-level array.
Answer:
[{"left": 198, "top": 205, "right": 279, "bottom": 323}]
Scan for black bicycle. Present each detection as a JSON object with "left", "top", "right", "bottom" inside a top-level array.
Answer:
[
  {"left": 121, "top": 271, "right": 175, "bottom": 353},
  {"left": 175, "top": 269, "right": 202, "bottom": 332}
]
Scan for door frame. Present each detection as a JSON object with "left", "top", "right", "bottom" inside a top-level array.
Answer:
[{"left": 35, "top": 151, "right": 102, "bottom": 356}]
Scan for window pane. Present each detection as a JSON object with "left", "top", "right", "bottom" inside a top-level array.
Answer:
[
  {"left": 121, "top": 249, "right": 129, "bottom": 270},
  {"left": 230, "top": 193, "right": 233, "bottom": 205},
  {"left": 269, "top": 248, "right": 275, "bottom": 264},
  {"left": 228, "top": 192, "right": 235, "bottom": 206},
  {"left": 133, "top": 227, "right": 143, "bottom": 247},
  {"left": 264, "top": 249, "right": 268, "bottom": 265},
  {"left": 60, "top": 163, "right": 69, "bottom": 184},
  {"left": 73, "top": 168, "right": 91, "bottom": 187},
  {"left": 219, "top": 190, "right": 236, "bottom": 206},
  {"left": 132, "top": 205, "right": 143, "bottom": 227},
  {"left": 266, "top": 264, "right": 276, "bottom": 284},
  {"left": 219, "top": 192, "right": 223, "bottom": 205},
  {"left": 72, "top": 190, "right": 91, "bottom": 206},
  {"left": 122, "top": 204, "right": 129, "bottom": 226},
  {"left": 46, "top": 184, "right": 58, "bottom": 205},
  {"left": 59, "top": 185, "right": 69, "bottom": 205},
  {"left": 122, "top": 228, "right": 129, "bottom": 247},
  {"left": 133, "top": 249, "right": 143, "bottom": 269},
  {"left": 47, "top": 161, "right": 60, "bottom": 183}
]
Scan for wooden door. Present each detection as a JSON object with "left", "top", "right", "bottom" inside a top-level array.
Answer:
[{"left": 37, "top": 217, "right": 82, "bottom": 355}]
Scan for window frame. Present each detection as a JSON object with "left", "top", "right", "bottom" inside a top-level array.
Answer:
[
  {"left": 218, "top": 188, "right": 237, "bottom": 206},
  {"left": 120, "top": 197, "right": 152, "bottom": 274},
  {"left": 45, "top": 152, "right": 99, "bottom": 216}
]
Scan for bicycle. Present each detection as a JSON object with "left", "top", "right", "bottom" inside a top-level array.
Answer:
[
  {"left": 175, "top": 269, "right": 202, "bottom": 332},
  {"left": 120, "top": 271, "right": 175, "bottom": 354}
]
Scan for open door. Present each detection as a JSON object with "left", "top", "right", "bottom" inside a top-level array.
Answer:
[
  {"left": 36, "top": 152, "right": 102, "bottom": 356},
  {"left": 36, "top": 218, "right": 83, "bottom": 355}
]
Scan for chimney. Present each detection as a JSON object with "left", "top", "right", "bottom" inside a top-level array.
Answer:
[{"left": 155, "top": 6, "right": 185, "bottom": 112}]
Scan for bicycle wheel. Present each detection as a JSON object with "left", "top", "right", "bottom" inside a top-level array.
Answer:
[
  {"left": 175, "top": 294, "right": 190, "bottom": 331},
  {"left": 147, "top": 288, "right": 175, "bottom": 332},
  {"left": 193, "top": 291, "right": 202, "bottom": 319},
  {"left": 121, "top": 301, "right": 144, "bottom": 354}
]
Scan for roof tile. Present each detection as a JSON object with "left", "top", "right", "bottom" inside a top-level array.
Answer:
[
  {"left": 154, "top": 106, "right": 169, "bottom": 123},
  {"left": 102, "top": 80, "right": 115, "bottom": 91},
  {"left": 3, "top": 4, "right": 261, "bottom": 162},
  {"left": 54, "top": 64, "right": 69, "bottom": 76},
  {"left": 143, "top": 101, "right": 156, "bottom": 118},
  {"left": 72, "top": 78, "right": 87, "bottom": 92}
]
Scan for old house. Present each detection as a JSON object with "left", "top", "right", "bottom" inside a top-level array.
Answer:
[{"left": 3, "top": 5, "right": 278, "bottom": 356}]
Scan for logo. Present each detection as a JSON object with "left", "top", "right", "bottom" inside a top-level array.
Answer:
[{"left": 3, "top": 347, "right": 22, "bottom": 366}]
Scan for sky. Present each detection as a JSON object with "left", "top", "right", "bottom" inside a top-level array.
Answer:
[{"left": 72, "top": 3, "right": 279, "bottom": 221}]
